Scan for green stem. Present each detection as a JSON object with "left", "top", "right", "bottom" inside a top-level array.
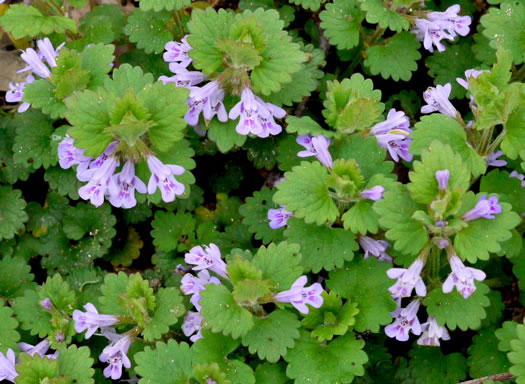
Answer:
[
  {"left": 485, "top": 130, "right": 506, "bottom": 155},
  {"left": 477, "top": 124, "right": 495, "bottom": 155},
  {"left": 341, "top": 26, "right": 385, "bottom": 79}
]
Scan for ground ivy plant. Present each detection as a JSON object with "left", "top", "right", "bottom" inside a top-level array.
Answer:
[{"left": 0, "top": 0, "right": 524, "bottom": 383}]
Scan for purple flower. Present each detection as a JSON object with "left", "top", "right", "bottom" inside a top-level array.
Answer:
[
  {"left": 387, "top": 257, "right": 426, "bottom": 299},
  {"left": 146, "top": 155, "right": 185, "bottom": 203},
  {"left": 427, "top": 5, "right": 471, "bottom": 38},
  {"left": 40, "top": 297, "right": 52, "bottom": 310},
  {"left": 456, "top": 69, "right": 489, "bottom": 90},
  {"left": 0, "top": 349, "right": 18, "bottom": 383},
  {"left": 358, "top": 236, "right": 392, "bottom": 262},
  {"left": 370, "top": 109, "right": 413, "bottom": 163},
  {"left": 435, "top": 169, "right": 450, "bottom": 191},
  {"left": 185, "top": 243, "right": 228, "bottom": 279},
  {"left": 58, "top": 135, "right": 92, "bottom": 174},
  {"left": 5, "top": 74, "right": 34, "bottom": 113},
  {"left": 421, "top": 84, "right": 458, "bottom": 118},
  {"left": 510, "top": 171, "right": 525, "bottom": 188},
  {"left": 18, "top": 340, "right": 54, "bottom": 359},
  {"left": 442, "top": 254, "right": 486, "bottom": 298},
  {"left": 462, "top": 195, "right": 502, "bottom": 221},
  {"left": 99, "top": 330, "right": 133, "bottom": 380},
  {"left": 180, "top": 270, "right": 221, "bottom": 311},
  {"left": 486, "top": 151, "right": 507, "bottom": 167},
  {"left": 413, "top": 18, "right": 455, "bottom": 53},
  {"left": 267, "top": 206, "right": 293, "bottom": 229},
  {"left": 182, "top": 311, "right": 203, "bottom": 342},
  {"left": 360, "top": 185, "right": 384, "bottom": 201},
  {"left": 385, "top": 300, "right": 422, "bottom": 341},
  {"left": 72, "top": 303, "right": 119, "bottom": 339},
  {"left": 274, "top": 275, "right": 324, "bottom": 314},
  {"left": 229, "top": 88, "right": 286, "bottom": 138},
  {"left": 296, "top": 134, "right": 333, "bottom": 169},
  {"left": 163, "top": 37, "right": 192, "bottom": 68},
  {"left": 185, "top": 81, "right": 228, "bottom": 126},
  {"left": 108, "top": 161, "right": 147, "bottom": 209},
  {"left": 18, "top": 38, "right": 64, "bottom": 78},
  {"left": 417, "top": 317, "right": 450, "bottom": 346},
  {"left": 159, "top": 69, "right": 207, "bottom": 88},
  {"left": 78, "top": 155, "right": 119, "bottom": 207}
]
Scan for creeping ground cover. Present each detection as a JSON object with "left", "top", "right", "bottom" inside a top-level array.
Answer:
[{"left": 0, "top": 0, "right": 524, "bottom": 382}]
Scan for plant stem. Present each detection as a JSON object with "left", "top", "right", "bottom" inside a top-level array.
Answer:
[{"left": 458, "top": 372, "right": 513, "bottom": 384}]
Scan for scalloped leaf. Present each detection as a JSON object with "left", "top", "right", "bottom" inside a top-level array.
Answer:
[
  {"left": 467, "top": 328, "right": 510, "bottom": 379},
  {"left": 0, "top": 303, "right": 20, "bottom": 354},
  {"left": 0, "top": 186, "right": 28, "bottom": 241},
  {"left": 139, "top": 0, "right": 190, "bottom": 11},
  {"left": 124, "top": 9, "right": 174, "bottom": 54},
  {"left": 252, "top": 241, "right": 303, "bottom": 290},
  {"left": 320, "top": 0, "right": 365, "bottom": 50},
  {"left": 360, "top": 0, "right": 409, "bottom": 32}
]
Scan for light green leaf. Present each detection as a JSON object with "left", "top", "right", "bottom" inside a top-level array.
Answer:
[
  {"left": 241, "top": 310, "right": 301, "bottom": 362},
  {"left": 285, "top": 116, "right": 335, "bottom": 137},
  {"left": 365, "top": 32, "right": 421, "bottom": 82},
  {"left": 289, "top": 0, "right": 324, "bottom": 11},
  {"left": 508, "top": 322, "right": 525, "bottom": 384},
  {"left": 0, "top": 303, "right": 20, "bottom": 354},
  {"left": 285, "top": 330, "right": 368, "bottom": 384},
  {"left": 0, "top": 4, "right": 77, "bottom": 39},
  {"left": 207, "top": 117, "right": 247, "bottom": 154},
  {"left": 200, "top": 284, "right": 254, "bottom": 339},
  {"left": 327, "top": 257, "right": 397, "bottom": 332},
  {"left": 410, "top": 114, "right": 487, "bottom": 178},
  {"left": 274, "top": 161, "right": 338, "bottom": 225},
  {"left": 135, "top": 340, "right": 194, "bottom": 384},
  {"left": 57, "top": 345, "right": 95, "bottom": 384},
  {"left": 424, "top": 282, "right": 491, "bottom": 331},
  {"left": 151, "top": 210, "right": 196, "bottom": 252},
  {"left": 0, "top": 186, "right": 28, "bottom": 241},
  {"left": 454, "top": 193, "right": 520, "bottom": 263},
  {"left": 320, "top": 0, "right": 365, "bottom": 50},
  {"left": 140, "top": 0, "right": 190, "bottom": 11},
  {"left": 142, "top": 287, "right": 185, "bottom": 341},
  {"left": 252, "top": 242, "right": 303, "bottom": 290},
  {"left": 496, "top": 321, "right": 519, "bottom": 352},
  {"left": 284, "top": 218, "right": 358, "bottom": 273},
  {"left": 501, "top": 105, "right": 525, "bottom": 160},
  {"left": 360, "top": 0, "right": 409, "bottom": 31}
]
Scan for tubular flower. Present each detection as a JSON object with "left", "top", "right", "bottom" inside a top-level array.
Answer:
[
  {"left": 442, "top": 254, "right": 486, "bottom": 298},
  {"left": 387, "top": 258, "right": 427, "bottom": 299},
  {"left": 462, "top": 195, "right": 502, "bottom": 221},
  {"left": 274, "top": 275, "right": 324, "bottom": 314},
  {"left": 268, "top": 206, "right": 293, "bottom": 229},
  {"left": 385, "top": 300, "right": 422, "bottom": 341},
  {"left": 296, "top": 134, "right": 333, "bottom": 169},
  {"left": 72, "top": 303, "right": 119, "bottom": 339},
  {"left": 185, "top": 243, "right": 228, "bottom": 279}
]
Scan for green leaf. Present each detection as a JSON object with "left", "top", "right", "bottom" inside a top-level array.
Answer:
[
  {"left": 501, "top": 105, "right": 525, "bottom": 160},
  {"left": 99, "top": 272, "right": 130, "bottom": 317},
  {"left": 320, "top": 0, "right": 365, "bottom": 50},
  {"left": 0, "top": 118, "right": 33, "bottom": 184},
  {"left": 364, "top": 32, "right": 421, "bottom": 82},
  {"left": 285, "top": 116, "right": 335, "bottom": 137},
  {"left": 284, "top": 218, "right": 358, "bottom": 273},
  {"left": 426, "top": 39, "right": 481, "bottom": 99},
  {"left": 454, "top": 193, "right": 520, "bottom": 263},
  {"left": 360, "top": 0, "right": 409, "bottom": 31},
  {"left": 408, "top": 140, "right": 470, "bottom": 204},
  {"left": 322, "top": 74, "right": 384, "bottom": 132},
  {"left": 142, "top": 287, "right": 185, "bottom": 341},
  {"left": 467, "top": 328, "right": 510, "bottom": 379},
  {"left": 480, "top": 169, "right": 525, "bottom": 216},
  {"left": 481, "top": 1, "right": 525, "bottom": 65},
  {"left": 200, "top": 284, "right": 254, "bottom": 339},
  {"left": 0, "top": 4, "right": 77, "bottom": 39},
  {"left": 274, "top": 161, "right": 338, "bottom": 225},
  {"left": 12, "top": 111, "right": 62, "bottom": 169},
  {"left": 508, "top": 322, "right": 525, "bottom": 383},
  {"left": 410, "top": 114, "right": 487, "bottom": 178},
  {"left": 406, "top": 347, "right": 467, "bottom": 384},
  {"left": 110, "top": 227, "right": 144, "bottom": 267},
  {"left": 289, "top": 0, "right": 324, "bottom": 11},
  {"left": 15, "top": 354, "right": 58, "bottom": 384},
  {"left": 104, "top": 64, "right": 154, "bottom": 97},
  {"left": 373, "top": 185, "right": 429, "bottom": 257},
  {"left": 151, "top": 210, "right": 196, "bottom": 252},
  {"left": 327, "top": 257, "right": 397, "bottom": 332},
  {"left": 496, "top": 321, "right": 519, "bottom": 352},
  {"left": 0, "top": 255, "right": 35, "bottom": 298},
  {"left": 241, "top": 310, "right": 301, "bottom": 362},
  {"left": 0, "top": 186, "right": 28, "bottom": 241},
  {"left": 140, "top": 0, "right": 190, "bottom": 11},
  {"left": 124, "top": 9, "right": 174, "bottom": 54},
  {"left": 57, "top": 345, "right": 95, "bottom": 384},
  {"left": 267, "top": 43, "right": 326, "bottom": 106},
  {"left": 135, "top": 340, "right": 194, "bottom": 384},
  {"left": 254, "top": 362, "right": 289, "bottom": 384},
  {"left": 332, "top": 136, "right": 394, "bottom": 180},
  {"left": 44, "top": 166, "right": 83, "bottom": 200},
  {"left": 240, "top": 188, "right": 285, "bottom": 245},
  {"left": 78, "top": 5, "right": 127, "bottom": 46},
  {"left": 13, "top": 289, "right": 53, "bottom": 338},
  {"left": 342, "top": 200, "right": 379, "bottom": 235},
  {"left": 424, "top": 282, "right": 491, "bottom": 331},
  {"left": 252, "top": 242, "right": 303, "bottom": 290},
  {"left": 207, "top": 117, "right": 247, "bottom": 153},
  {"left": 0, "top": 303, "right": 20, "bottom": 354},
  {"left": 302, "top": 291, "right": 359, "bottom": 342},
  {"left": 285, "top": 330, "right": 368, "bottom": 384}
]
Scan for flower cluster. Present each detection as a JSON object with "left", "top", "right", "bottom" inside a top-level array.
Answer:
[
  {"left": 58, "top": 136, "right": 186, "bottom": 208},
  {"left": 413, "top": 5, "right": 471, "bottom": 53},
  {"left": 6, "top": 38, "right": 64, "bottom": 112},
  {"left": 180, "top": 243, "right": 227, "bottom": 342},
  {"left": 72, "top": 303, "right": 132, "bottom": 380},
  {"left": 161, "top": 38, "right": 286, "bottom": 138}
]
